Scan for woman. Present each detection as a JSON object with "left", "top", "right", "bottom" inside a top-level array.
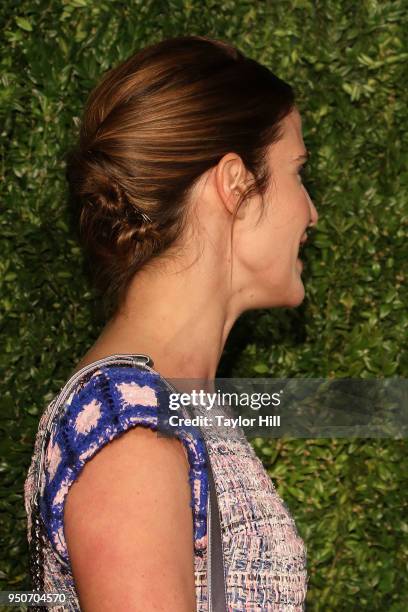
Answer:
[{"left": 24, "top": 35, "right": 318, "bottom": 611}]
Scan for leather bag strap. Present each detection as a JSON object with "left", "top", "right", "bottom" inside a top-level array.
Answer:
[{"left": 206, "top": 449, "right": 228, "bottom": 611}]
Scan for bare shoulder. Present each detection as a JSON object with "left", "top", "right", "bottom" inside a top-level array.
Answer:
[{"left": 64, "top": 426, "right": 195, "bottom": 612}]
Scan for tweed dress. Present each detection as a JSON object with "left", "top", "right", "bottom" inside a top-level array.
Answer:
[{"left": 24, "top": 354, "right": 308, "bottom": 611}]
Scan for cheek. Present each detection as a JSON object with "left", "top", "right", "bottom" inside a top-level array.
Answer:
[
  {"left": 273, "top": 179, "right": 310, "bottom": 228},
  {"left": 235, "top": 186, "right": 309, "bottom": 273},
  {"left": 238, "top": 225, "right": 290, "bottom": 276}
]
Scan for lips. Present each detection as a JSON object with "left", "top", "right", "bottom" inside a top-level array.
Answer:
[{"left": 298, "top": 233, "right": 308, "bottom": 256}]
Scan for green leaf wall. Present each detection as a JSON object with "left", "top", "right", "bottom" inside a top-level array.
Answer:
[{"left": 1, "top": 1, "right": 407, "bottom": 609}]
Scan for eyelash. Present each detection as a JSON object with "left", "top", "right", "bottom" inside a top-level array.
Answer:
[{"left": 298, "top": 164, "right": 306, "bottom": 180}]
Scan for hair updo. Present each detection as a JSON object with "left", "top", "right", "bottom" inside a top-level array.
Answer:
[{"left": 65, "top": 35, "right": 295, "bottom": 319}]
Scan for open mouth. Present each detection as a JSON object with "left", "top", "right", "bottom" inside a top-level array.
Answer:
[
  {"left": 298, "top": 231, "right": 308, "bottom": 254},
  {"left": 297, "top": 233, "right": 308, "bottom": 268},
  {"left": 299, "top": 232, "right": 308, "bottom": 246}
]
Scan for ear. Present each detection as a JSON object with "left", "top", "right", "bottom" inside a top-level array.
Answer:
[{"left": 214, "top": 152, "right": 248, "bottom": 218}]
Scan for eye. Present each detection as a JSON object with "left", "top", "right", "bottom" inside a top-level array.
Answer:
[{"left": 297, "top": 164, "right": 306, "bottom": 182}]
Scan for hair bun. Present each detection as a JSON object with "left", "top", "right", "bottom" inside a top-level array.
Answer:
[{"left": 84, "top": 173, "right": 158, "bottom": 248}]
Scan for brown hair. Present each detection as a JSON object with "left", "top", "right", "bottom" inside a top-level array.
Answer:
[{"left": 65, "top": 35, "right": 295, "bottom": 319}]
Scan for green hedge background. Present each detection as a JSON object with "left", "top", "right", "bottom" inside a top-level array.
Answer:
[{"left": 1, "top": 1, "right": 407, "bottom": 610}]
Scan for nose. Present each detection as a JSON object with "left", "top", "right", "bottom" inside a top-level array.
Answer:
[{"left": 303, "top": 185, "right": 319, "bottom": 227}]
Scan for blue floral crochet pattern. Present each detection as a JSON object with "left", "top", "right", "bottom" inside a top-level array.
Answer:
[{"left": 39, "top": 363, "right": 209, "bottom": 566}]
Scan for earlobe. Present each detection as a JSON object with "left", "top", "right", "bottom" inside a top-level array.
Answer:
[
  {"left": 233, "top": 190, "right": 247, "bottom": 220},
  {"left": 221, "top": 186, "right": 243, "bottom": 218}
]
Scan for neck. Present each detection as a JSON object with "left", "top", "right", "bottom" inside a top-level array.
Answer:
[{"left": 86, "top": 259, "right": 242, "bottom": 380}]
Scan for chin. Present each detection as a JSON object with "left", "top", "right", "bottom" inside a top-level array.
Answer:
[
  {"left": 273, "top": 278, "right": 305, "bottom": 309},
  {"left": 249, "top": 284, "right": 305, "bottom": 310},
  {"left": 284, "top": 288, "right": 305, "bottom": 308},
  {"left": 242, "top": 269, "right": 306, "bottom": 310},
  {"left": 284, "top": 273, "right": 306, "bottom": 307}
]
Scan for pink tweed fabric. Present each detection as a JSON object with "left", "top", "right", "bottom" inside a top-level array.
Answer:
[{"left": 24, "top": 356, "right": 308, "bottom": 611}]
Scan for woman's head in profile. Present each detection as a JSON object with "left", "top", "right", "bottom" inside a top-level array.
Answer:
[{"left": 65, "top": 34, "right": 318, "bottom": 322}]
